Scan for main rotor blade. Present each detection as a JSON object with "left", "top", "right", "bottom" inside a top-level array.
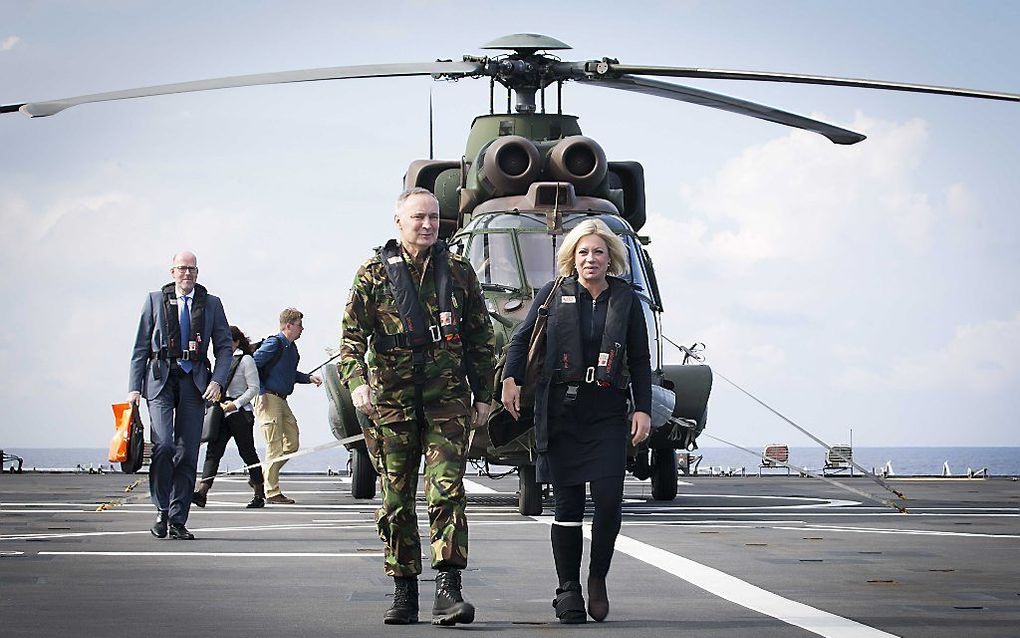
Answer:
[
  {"left": 1, "top": 61, "right": 482, "bottom": 118},
  {"left": 606, "top": 64, "right": 1020, "bottom": 103},
  {"left": 577, "top": 74, "right": 865, "bottom": 145}
]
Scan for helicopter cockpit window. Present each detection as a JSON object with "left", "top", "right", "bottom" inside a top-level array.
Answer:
[
  {"left": 467, "top": 232, "right": 521, "bottom": 290},
  {"left": 517, "top": 231, "right": 559, "bottom": 290},
  {"left": 622, "top": 235, "right": 649, "bottom": 294}
]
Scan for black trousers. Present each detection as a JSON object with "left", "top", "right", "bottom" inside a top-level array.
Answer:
[
  {"left": 200, "top": 409, "right": 264, "bottom": 488},
  {"left": 550, "top": 474, "right": 624, "bottom": 584}
]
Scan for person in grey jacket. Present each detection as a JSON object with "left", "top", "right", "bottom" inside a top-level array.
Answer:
[
  {"left": 128, "top": 250, "right": 232, "bottom": 540},
  {"left": 193, "top": 326, "right": 265, "bottom": 509}
]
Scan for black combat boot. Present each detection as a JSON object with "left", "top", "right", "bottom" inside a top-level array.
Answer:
[
  {"left": 432, "top": 569, "right": 475, "bottom": 626},
  {"left": 383, "top": 576, "right": 419, "bottom": 625},
  {"left": 246, "top": 482, "right": 265, "bottom": 509}
]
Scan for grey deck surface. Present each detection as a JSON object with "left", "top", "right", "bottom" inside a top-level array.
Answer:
[{"left": 1, "top": 472, "right": 1017, "bottom": 637}]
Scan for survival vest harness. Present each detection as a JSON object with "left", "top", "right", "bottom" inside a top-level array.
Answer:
[
  {"left": 552, "top": 276, "right": 633, "bottom": 403},
  {"left": 152, "top": 282, "right": 208, "bottom": 363},
  {"left": 373, "top": 239, "right": 461, "bottom": 386}
]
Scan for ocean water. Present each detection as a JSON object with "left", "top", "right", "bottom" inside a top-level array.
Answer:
[{"left": 3, "top": 446, "right": 1019, "bottom": 476}]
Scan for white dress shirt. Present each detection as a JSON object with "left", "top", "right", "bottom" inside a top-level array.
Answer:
[{"left": 176, "top": 287, "right": 194, "bottom": 363}]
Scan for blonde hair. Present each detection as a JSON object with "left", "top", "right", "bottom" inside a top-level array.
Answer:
[
  {"left": 279, "top": 307, "right": 304, "bottom": 327},
  {"left": 555, "top": 219, "right": 629, "bottom": 278}
]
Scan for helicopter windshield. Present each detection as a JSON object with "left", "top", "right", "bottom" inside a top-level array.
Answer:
[
  {"left": 461, "top": 213, "right": 652, "bottom": 297},
  {"left": 468, "top": 232, "right": 521, "bottom": 290},
  {"left": 516, "top": 231, "right": 559, "bottom": 290}
]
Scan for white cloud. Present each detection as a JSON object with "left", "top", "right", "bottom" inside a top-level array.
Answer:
[
  {"left": 2, "top": 35, "right": 19, "bottom": 51},
  {"left": 836, "top": 311, "right": 1020, "bottom": 393},
  {"left": 945, "top": 182, "right": 979, "bottom": 223},
  {"left": 661, "top": 113, "right": 933, "bottom": 267}
]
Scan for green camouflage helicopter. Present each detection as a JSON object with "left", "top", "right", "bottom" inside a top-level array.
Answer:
[{"left": 6, "top": 34, "right": 1016, "bottom": 515}]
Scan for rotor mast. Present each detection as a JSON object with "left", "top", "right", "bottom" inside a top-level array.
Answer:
[{"left": 478, "top": 33, "right": 572, "bottom": 114}]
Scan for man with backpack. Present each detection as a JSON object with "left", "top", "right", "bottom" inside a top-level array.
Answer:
[{"left": 253, "top": 307, "right": 322, "bottom": 504}]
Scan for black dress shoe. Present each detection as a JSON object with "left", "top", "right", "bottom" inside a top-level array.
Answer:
[
  {"left": 168, "top": 523, "right": 195, "bottom": 540},
  {"left": 192, "top": 491, "right": 207, "bottom": 508},
  {"left": 150, "top": 511, "right": 168, "bottom": 539}
]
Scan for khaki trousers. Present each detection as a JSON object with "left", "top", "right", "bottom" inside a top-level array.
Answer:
[{"left": 255, "top": 393, "right": 299, "bottom": 497}]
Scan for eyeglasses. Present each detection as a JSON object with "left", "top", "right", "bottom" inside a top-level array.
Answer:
[{"left": 172, "top": 266, "right": 199, "bottom": 274}]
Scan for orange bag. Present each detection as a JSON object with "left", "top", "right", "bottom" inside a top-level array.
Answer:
[{"left": 108, "top": 402, "right": 133, "bottom": 463}]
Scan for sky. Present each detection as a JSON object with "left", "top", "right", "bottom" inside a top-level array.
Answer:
[{"left": 1, "top": 1, "right": 1018, "bottom": 453}]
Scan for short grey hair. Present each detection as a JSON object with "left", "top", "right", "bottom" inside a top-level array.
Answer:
[{"left": 396, "top": 186, "right": 439, "bottom": 210}]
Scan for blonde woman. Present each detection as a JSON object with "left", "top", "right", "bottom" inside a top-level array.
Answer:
[{"left": 501, "top": 218, "right": 652, "bottom": 623}]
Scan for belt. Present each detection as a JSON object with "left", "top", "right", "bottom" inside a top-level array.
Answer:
[
  {"left": 373, "top": 327, "right": 443, "bottom": 353},
  {"left": 150, "top": 350, "right": 203, "bottom": 362},
  {"left": 264, "top": 389, "right": 287, "bottom": 398}
]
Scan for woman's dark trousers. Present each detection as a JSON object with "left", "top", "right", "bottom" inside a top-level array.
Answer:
[
  {"left": 200, "top": 409, "right": 264, "bottom": 489},
  {"left": 550, "top": 474, "right": 625, "bottom": 584}
]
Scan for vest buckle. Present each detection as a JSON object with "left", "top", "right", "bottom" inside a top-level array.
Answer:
[
  {"left": 429, "top": 325, "right": 442, "bottom": 342},
  {"left": 564, "top": 384, "right": 579, "bottom": 404},
  {"left": 585, "top": 366, "right": 596, "bottom": 384}
]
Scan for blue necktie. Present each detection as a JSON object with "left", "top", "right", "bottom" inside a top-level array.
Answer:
[{"left": 179, "top": 295, "right": 193, "bottom": 374}]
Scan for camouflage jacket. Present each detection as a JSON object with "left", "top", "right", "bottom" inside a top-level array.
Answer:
[{"left": 340, "top": 242, "right": 496, "bottom": 425}]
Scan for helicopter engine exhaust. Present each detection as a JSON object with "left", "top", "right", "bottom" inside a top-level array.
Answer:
[
  {"left": 477, "top": 135, "right": 541, "bottom": 196},
  {"left": 546, "top": 135, "right": 608, "bottom": 195}
]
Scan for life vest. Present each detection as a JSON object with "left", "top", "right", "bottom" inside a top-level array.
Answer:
[
  {"left": 374, "top": 239, "right": 461, "bottom": 382},
  {"left": 552, "top": 276, "right": 632, "bottom": 391},
  {"left": 160, "top": 282, "right": 208, "bottom": 363}
]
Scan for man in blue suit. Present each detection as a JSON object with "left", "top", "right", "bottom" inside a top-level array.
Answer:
[{"left": 128, "top": 251, "right": 233, "bottom": 540}]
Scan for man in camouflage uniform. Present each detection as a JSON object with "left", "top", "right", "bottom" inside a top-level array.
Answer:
[{"left": 340, "top": 187, "right": 495, "bottom": 626}]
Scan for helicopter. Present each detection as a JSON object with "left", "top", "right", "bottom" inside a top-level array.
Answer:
[{"left": 5, "top": 33, "right": 1017, "bottom": 515}]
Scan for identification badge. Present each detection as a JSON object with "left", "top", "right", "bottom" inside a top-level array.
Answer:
[
  {"left": 440, "top": 311, "right": 454, "bottom": 326},
  {"left": 562, "top": 295, "right": 576, "bottom": 304},
  {"left": 598, "top": 352, "right": 609, "bottom": 366},
  {"left": 169, "top": 298, "right": 177, "bottom": 305},
  {"left": 189, "top": 341, "right": 198, "bottom": 352},
  {"left": 387, "top": 256, "right": 403, "bottom": 264}
]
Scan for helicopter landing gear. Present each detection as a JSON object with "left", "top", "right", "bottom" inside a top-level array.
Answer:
[
  {"left": 518, "top": 464, "right": 543, "bottom": 516},
  {"left": 350, "top": 446, "right": 378, "bottom": 499},
  {"left": 650, "top": 448, "right": 678, "bottom": 501}
]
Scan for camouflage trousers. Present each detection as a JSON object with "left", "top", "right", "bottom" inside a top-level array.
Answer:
[{"left": 363, "top": 409, "right": 470, "bottom": 577}]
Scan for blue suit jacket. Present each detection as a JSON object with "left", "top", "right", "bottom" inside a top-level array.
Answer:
[{"left": 128, "top": 286, "right": 233, "bottom": 400}]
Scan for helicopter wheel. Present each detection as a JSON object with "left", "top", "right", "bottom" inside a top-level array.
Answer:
[
  {"left": 650, "top": 448, "right": 678, "bottom": 501},
  {"left": 518, "top": 464, "right": 543, "bottom": 516},
  {"left": 350, "top": 447, "right": 378, "bottom": 500}
]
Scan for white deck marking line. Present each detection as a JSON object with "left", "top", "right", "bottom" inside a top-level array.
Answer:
[
  {"left": 39, "top": 551, "right": 381, "bottom": 557},
  {"left": 532, "top": 518, "right": 895, "bottom": 637},
  {"left": 212, "top": 478, "right": 348, "bottom": 484},
  {"left": 618, "top": 522, "right": 1020, "bottom": 538},
  {"left": 0, "top": 522, "right": 363, "bottom": 541},
  {"left": 775, "top": 524, "right": 1020, "bottom": 539},
  {"left": 462, "top": 478, "right": 499, "bottom": 494},
  {"left": 678, "top": 493, "right": 859, "bottom": 504},
  {"left": 608, "top": 530, "right": 897, "bottom": 637},
  {"left": 622, "top": 511, "right": 1018, "bottom": 517}
]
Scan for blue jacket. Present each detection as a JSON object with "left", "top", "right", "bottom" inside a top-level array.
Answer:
[{"left": 254, "top": 332, "right": 310, "bottom": 397}]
